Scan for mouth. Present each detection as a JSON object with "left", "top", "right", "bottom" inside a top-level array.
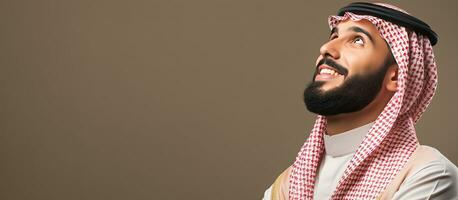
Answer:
[{"left": 315, "top": 65, "right": 344, "bottom": 82}]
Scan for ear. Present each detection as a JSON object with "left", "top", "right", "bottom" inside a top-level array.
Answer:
[{"left": 385, "top": 65, "right": 398, "bottom": 92}]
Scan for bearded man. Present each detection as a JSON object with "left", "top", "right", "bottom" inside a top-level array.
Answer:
[{"left": 263, "top": 2, "right": 458, "bottom": 200}]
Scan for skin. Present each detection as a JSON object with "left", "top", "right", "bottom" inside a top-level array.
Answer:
[{"left": 315, "top": 19, "right": 398, "bottom": 135}]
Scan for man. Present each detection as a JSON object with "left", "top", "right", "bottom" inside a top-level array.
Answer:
[{"left": 263, "top": 2, "right": 458, "bottom": 200}]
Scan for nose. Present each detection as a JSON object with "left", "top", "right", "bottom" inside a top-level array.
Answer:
[{"left": 319, "top": 39, "right": 341, "bottom": 60}]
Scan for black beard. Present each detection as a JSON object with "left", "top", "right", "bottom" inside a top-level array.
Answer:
[{"left": 303, "top": 65, "right": 388, "bottom": 116}]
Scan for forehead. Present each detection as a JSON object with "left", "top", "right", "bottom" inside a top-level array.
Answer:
[
  {"left": 334, "top": 19, "right": 376, "bottom": 31},
  {"left": 333, "top": 19, "right": 384, "bottom": 41}
]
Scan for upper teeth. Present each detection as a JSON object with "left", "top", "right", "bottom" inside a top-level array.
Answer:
[{"left": 320, "top": 68, "right": 340, "bottom": 75}]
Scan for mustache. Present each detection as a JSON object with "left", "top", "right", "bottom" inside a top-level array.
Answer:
[{"left": 316, "top": 58, "right": 349, "bottom": 76}]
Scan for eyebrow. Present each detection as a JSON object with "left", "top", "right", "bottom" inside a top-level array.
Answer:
[
  {"left": 349, "top": 26, "right": 374, "bottom": 43},
  {"left": 330, "top": 26, "right": 375, "bottom": 44}
]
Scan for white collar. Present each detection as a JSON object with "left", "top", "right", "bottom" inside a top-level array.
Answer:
[{"left": 323, "top": 122, "right": 374, "bottom": 157}]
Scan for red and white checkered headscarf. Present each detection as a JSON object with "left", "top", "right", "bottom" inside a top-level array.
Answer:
[{"left": 289, "top": 3, "right": 438, "bottom": 200}]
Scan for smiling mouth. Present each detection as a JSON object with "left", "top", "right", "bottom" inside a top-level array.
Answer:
[{"left": 315, "top": 65, "right": 344, "bottom": 81}]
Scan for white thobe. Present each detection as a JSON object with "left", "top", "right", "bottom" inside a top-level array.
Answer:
[{"left": 263, "top": 122, "right": 458, "bottom": 199}]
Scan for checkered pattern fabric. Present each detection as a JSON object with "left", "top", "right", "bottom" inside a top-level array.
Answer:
[{"left": 289, "top": 4, "right": 438, "bottom": 200}]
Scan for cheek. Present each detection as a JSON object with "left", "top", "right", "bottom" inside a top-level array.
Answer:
[{"left": 343, "top": 51, "right": 378, "bottom": 75}]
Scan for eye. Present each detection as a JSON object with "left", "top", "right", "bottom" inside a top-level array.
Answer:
[
  {"left": 353, "top": 37, "right": 364, "bottom": 45},
  {"left": 329, "top": 34, "right": 338, "bottom": 40}
]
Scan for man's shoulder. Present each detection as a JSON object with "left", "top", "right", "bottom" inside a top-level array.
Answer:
[
  {"left": 407, "top": 145, "right": 457, "bottom": 177},
  {"left": 415, "top": 145, "right": 456, "bottom": 167},
  {"left": 263, "top": 166, "right": 292, "bottom": 200},
  {"left": 413, "top": 145, "right": 457, "bottom": 171},
  {"left": 389, "top": 145, "right": 458, "bottom": 199}
]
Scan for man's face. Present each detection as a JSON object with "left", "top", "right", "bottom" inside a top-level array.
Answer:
[{"left": 303, "top": 19, "right": 394, "bottom": 116}]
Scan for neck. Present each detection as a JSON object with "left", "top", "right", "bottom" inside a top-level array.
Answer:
[{"left": 325, "top": 110, "right": 378, "bottom": 135}]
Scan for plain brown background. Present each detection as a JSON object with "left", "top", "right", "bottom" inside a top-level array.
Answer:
[{"left": 1, "top": 0, "right": 457, "bottom": 199}]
